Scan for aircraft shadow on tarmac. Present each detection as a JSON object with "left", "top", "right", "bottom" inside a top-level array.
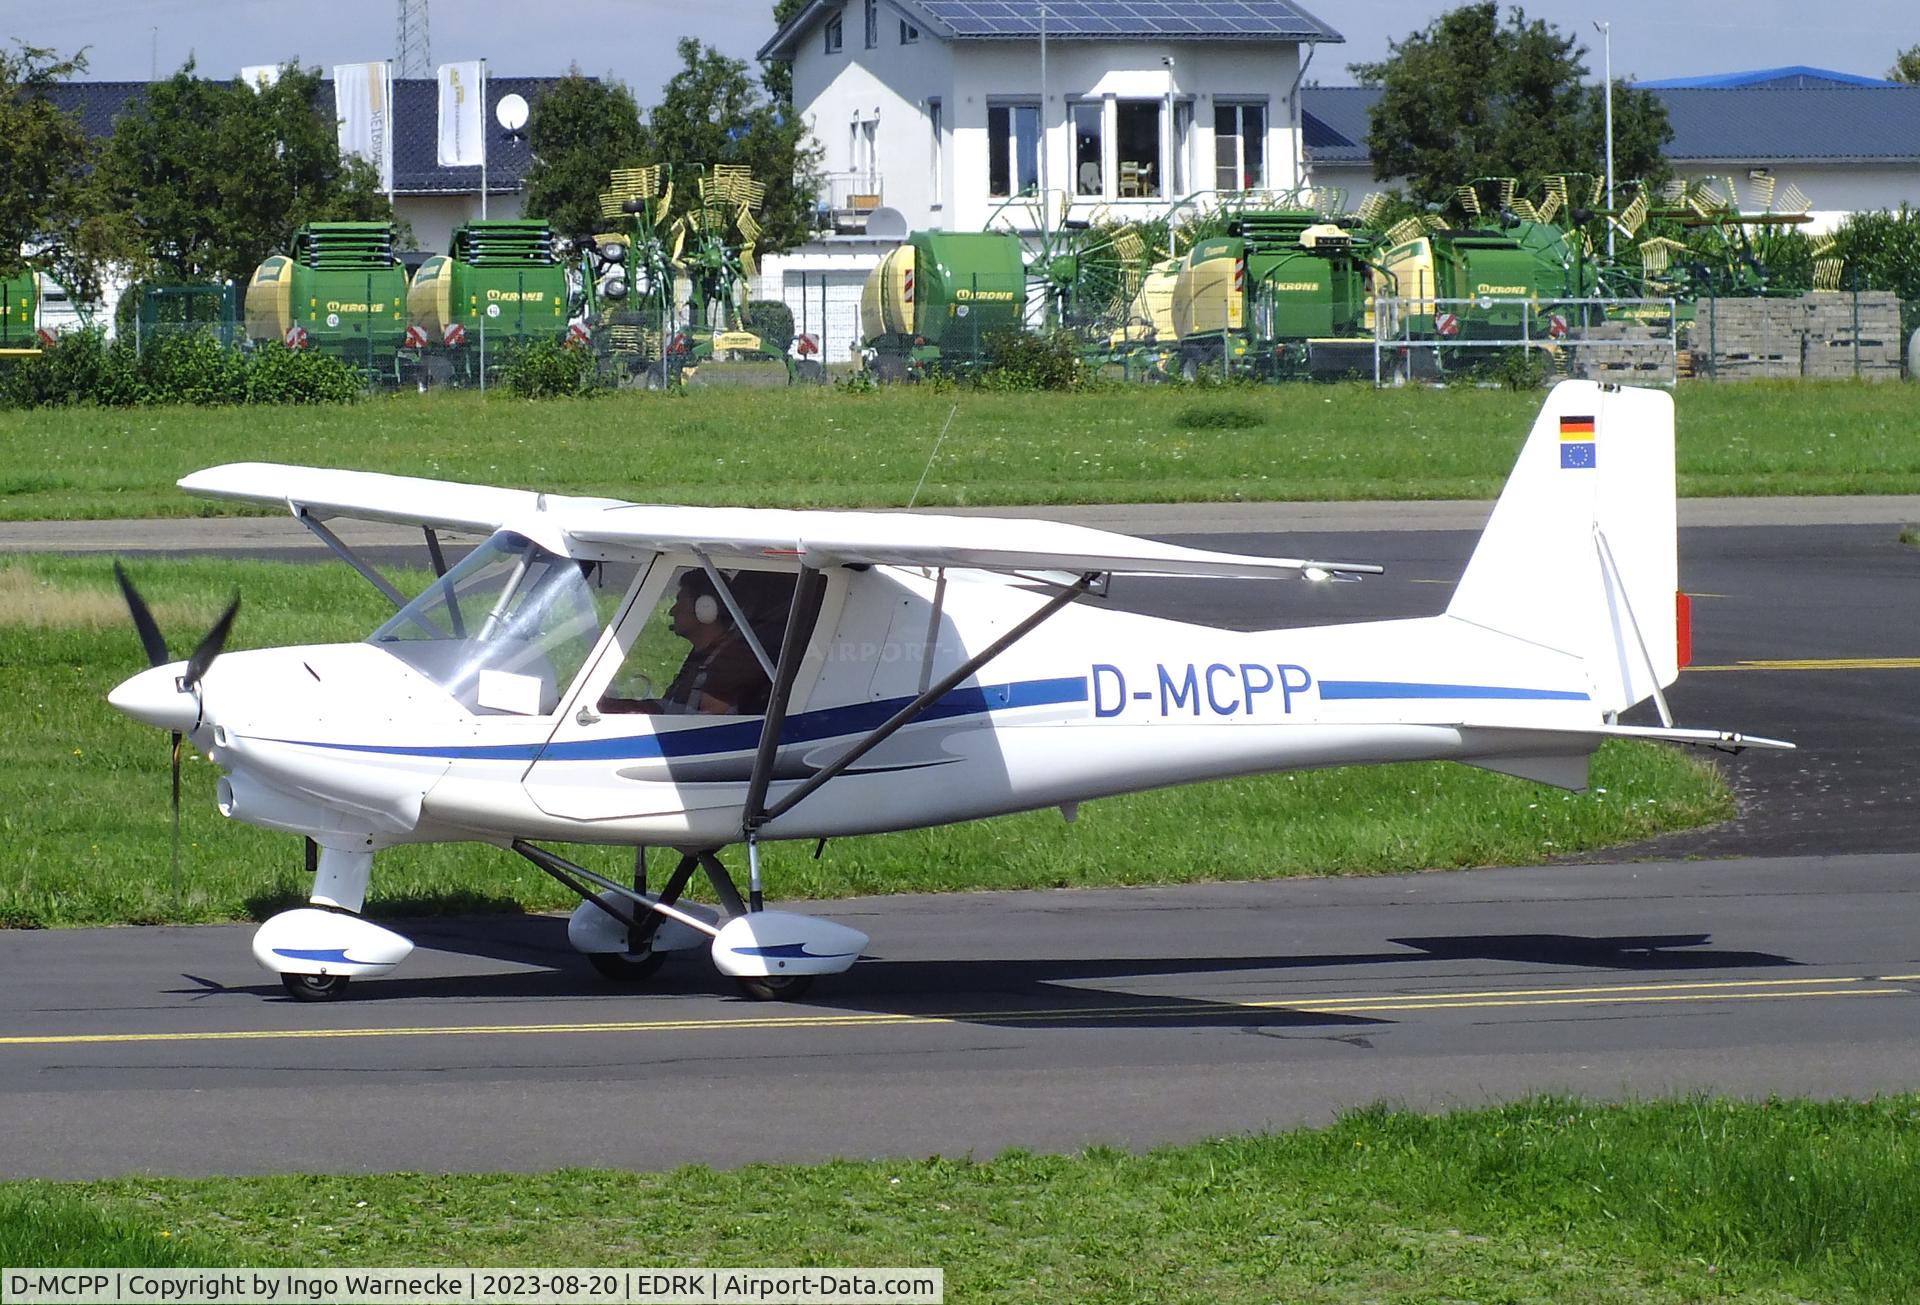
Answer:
[{"left": 170, "top": 917, "right": 1799, "bottom": 1030}]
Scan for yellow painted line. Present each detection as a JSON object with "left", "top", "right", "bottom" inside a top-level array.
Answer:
[
  {"left": 0, "top": 975, "right": 1901, "bottom": 1048},
  {"left": 1687, "top": 657, "right": 1920, "bottom": 672},
  {"left": 1881, "top": 973, "right": 1920, "bottom": 982},
  {"left": 1287, "top": 989, "right": 1903, "bottom": 1016}
]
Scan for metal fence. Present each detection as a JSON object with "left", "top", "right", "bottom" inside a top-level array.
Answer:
[{"left": 1373, "top": 297, "right": 1680, "bottom": 388}]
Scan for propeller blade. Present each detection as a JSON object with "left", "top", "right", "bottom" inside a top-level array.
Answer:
[
  {"left": 182, "top": 594, "right": 240, "bottom": 691},
  {"left": 113, "top": 562, "right": 171, "bottom": 668},
  {"left": 170, "top": 730, "right": 184, "bottom": 903}
]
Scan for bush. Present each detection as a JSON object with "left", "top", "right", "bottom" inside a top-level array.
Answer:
[
  {"left": 0, "top": 328, "right": 362, "bottom": 408},
  {"left": 743, "top": 299, "right": 795, "bottom": 355},
  {"left": 1174, "top": 402, "right": 1264, "bottom": 430},
  {"left": 974, "top": 328, "right": 1089, "bottom": 391},
  {"left": 498, "top": 337, "right": 603, "bottom": 399},
  {"left": 245, "top": 342, "right": 364, "bottom": 404},
  {"left": 136, "top": 330, "right": 247, "bottom": 405}
]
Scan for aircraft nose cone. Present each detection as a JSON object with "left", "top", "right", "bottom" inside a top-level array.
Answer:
[{"left": 108, "top": 663, "right": 199, "bottom": 733}]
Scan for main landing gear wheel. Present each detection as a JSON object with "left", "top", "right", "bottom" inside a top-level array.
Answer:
[
  {"left": 733, "top": 974, "right": 815, "bottom": 1002},
  {"left": 588, "top": 948, "right": 668, "bottom": 982},
  {"left": 281, "top": 973, "right": 351, "bottom": 1002}
]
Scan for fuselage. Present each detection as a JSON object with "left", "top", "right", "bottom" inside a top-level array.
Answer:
[{"left": 113, "top": 542, "right": 1607, "bottom": 854}]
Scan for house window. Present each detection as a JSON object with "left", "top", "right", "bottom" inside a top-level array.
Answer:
[
  {"left": 928, "top": 99, "right": 943, "bottom": 206},
  {"left": 1115, "top": 100, "right": 1161, "bottom": 197},
  {"left": 1071, "top": 101, "right": 1104, "bottom": 196},
  {"left": 824, "top": 13, "right": 842, "bottom": 53},
  {"left": 987, "top": 101, "right": 1041, "bottom": 198},
  {"left": 900, "top": 19, "right": 919, "bottom": 43},
  {"left": 850, "top": 117, "right": 877, "bottom": 178},
  {"left": 864, "top": 0, "right": 878, "bottom": 49},
  {"left": 1215, "top": 101, "right": 1266, "bottom": 190}
]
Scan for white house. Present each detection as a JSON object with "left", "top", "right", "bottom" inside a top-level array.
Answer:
[{"left": 756, "top": 0, "right": 1344, "bottom": 356}]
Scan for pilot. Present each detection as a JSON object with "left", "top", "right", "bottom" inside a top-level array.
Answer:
[{"left": 602, "top": 570, "right": 775, "bottom": 716}]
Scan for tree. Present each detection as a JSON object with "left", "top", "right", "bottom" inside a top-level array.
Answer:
[
  {"left": 648, "top": 38, "right": 822, "bottom": 253},
  {"left": 520, "top": 69, "right": 650, "bottom": 241},
  {"left": 1890, "top": 45, "right": 1920, "bottom": 84},
  {"left": 1352, "top": 3, "right": 1671, "bottom": 207},
  {"left": 762, "top": 0, "right": 811, "bottom": 101},
  {"left": 92, "top": 60, "right": 393, "bottom": 285},
  {"left": 0, "top": 44, "right": 98, "bottom": 293}
]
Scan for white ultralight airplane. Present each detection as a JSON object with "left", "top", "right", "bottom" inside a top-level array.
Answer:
[{"left": 108, "top": 380, "right": 1788, "bottom": 1002}]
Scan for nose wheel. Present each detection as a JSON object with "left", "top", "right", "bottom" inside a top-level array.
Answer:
[
  {"left": 733, "top": 974, "right": 814, "bottom": 1002},
  {"left": 281, "top": 973, "right": 351, "bottom": 1002}
]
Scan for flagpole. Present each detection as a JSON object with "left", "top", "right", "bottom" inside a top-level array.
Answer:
[
  {"left": 385, "top": 60, "right": 396, "bottom": 206},
  {"left": 480, "top": 57, "right": 488, "bottom": 220}
]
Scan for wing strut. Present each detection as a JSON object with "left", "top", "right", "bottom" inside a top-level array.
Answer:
[
  {"left": 746, "top": 571, "right": 1099, "bottom": 838},
  {"left": 295, "top": 508, "right": 409, "bottom": 608}
]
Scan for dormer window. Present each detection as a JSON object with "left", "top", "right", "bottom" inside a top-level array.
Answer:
[{"left": 824, "top": 12, "right": 843, "bottom": 53}]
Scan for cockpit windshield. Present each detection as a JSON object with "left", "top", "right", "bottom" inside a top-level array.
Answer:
[{"left": 368, "top": 531, "right": 611, "bottom": 716}]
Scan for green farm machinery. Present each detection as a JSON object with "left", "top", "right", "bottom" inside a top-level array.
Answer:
[
  {"left": 860, "top": 231, "right": 1029, "bottom": 379},
  {"left": 0, "top": 269, "right": 39, "bottom": 354},
  {"left": 245, "top": 222, "right": 408, "bottom": 376},
  {"left": 406, "top": 220, "right": 574, "bottom": 376}
]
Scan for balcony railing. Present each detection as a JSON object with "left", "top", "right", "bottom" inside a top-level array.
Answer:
[{"left": 819, "top": 171, "right": 884, "bottom": 233}]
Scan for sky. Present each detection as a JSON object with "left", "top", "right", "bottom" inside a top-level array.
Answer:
[{"left": 4, "top": 0, "right": 1914, "bottom": 97}]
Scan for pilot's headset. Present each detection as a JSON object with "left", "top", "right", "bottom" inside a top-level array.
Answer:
[{"left": 682, "top": 572, "right": 729, "bottom": 628}]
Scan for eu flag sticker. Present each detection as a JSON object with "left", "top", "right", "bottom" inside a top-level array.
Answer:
[{"left": 1560, "top": 441, "right": 1596, "bottom": 469}]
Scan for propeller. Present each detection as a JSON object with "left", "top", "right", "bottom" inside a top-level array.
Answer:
[{"left": 111, "top": 562, "right": 240, "bottom": 902}]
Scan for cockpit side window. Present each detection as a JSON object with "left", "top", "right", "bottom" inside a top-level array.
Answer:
[{"left": 598, "top": 564, "right": 821, "bottom": 718}]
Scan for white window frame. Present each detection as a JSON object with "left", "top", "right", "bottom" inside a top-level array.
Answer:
[
  {"left": 927, "top": 98, "right": 943, "bottom": 208},
  {"left": 1214, "top": 99, "right": 1268, "bottom": 192},
  {"left": 824, "top": 13, "right": 843, "bottom": 54},
  {"left": 900, "top": 18, "right": 919, "bottom": 43},
  {"left": 863, "top": 0, "right": 879, "bottom": 49},
  {"left": 987, "top": 99, "right": 1042, "bottom": 198}
]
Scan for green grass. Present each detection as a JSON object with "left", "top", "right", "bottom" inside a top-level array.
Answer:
[
  {"left": 0, "top": 555, "right": 1728, "bottom": 928},
  {"left": 1, "top": 381, "right": 1917, "bottom": 521},
  {"left": 6, "top": 1096, "right": 1916, "bottom": 1302}
]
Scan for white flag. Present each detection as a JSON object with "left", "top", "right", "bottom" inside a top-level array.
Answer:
[
  {"left": 437, "top": 61, "right": 485, "bottom": 167},
  {"left": 239, "top": 65, "right": 280, "bottom": 93},
  {"left": 334, "top": 61, "right": 394, "bottom": 191}
]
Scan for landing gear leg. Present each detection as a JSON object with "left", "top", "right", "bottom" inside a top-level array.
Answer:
[
  {"left": 283, "top": 844, "right": 374, "bottom": 999},
  {"left": 714, "top": 841, "right": 813, "bottom": 1002}
]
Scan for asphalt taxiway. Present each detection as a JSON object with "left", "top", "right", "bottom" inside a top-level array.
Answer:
[{"left": 1, "top": 500, "right": 1915, "bottom": 1176}]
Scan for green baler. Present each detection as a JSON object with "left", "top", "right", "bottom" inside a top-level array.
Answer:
[
  {"left": 407, "top": 220, "right": 570, "bottom": 351},
  {"left": 246, "top": 223, "right": 408, "bottom": 371},
  {"left": 861, "top": 231, "right": 1028, "bottom": 377}
]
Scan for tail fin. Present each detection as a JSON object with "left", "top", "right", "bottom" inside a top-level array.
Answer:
[{"left": 1447, "top": 381, "right": 1678, "bottom": 716}]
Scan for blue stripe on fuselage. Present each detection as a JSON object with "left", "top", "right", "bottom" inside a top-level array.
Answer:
[
  {"left": 1319, "top": 680, "right": 1589, "bottom": 702},
  {"left": 264, "top": 675, "right": 1091, "bottom": 763}
]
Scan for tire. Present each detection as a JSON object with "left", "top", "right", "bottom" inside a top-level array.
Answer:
[
  {"left": 732, "top": 974, "right": 815, "bottom": 1002},
  {"left": 587, "top": 949, "right": 668, "bottom": 982},
  {"left": 281, "top": 973, "right": 351, "bottom": 1002}
]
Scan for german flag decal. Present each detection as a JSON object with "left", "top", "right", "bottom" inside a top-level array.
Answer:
[{"left": 1559, "top": 414, "right": 1596, "bottom": 467}]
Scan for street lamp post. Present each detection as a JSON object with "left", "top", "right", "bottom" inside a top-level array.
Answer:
[{"left": 1593, "top": 20, "right": 1615, "bottom": 259}]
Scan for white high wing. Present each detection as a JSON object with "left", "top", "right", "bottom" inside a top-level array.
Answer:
[{"left": 108, "top": 381, "right": 1788, "bottom": 1001}]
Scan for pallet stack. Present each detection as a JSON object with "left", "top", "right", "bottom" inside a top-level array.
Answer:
[
  {"left": 1700, "top": 299, "right": 1803, "bottom": 380},
  {"left": 1699, "top": 293, "right": 1906, "bottom": 381},
  {"left": 1573, "top": 321, "right": 1676, "bottom": 381},
  {"left": 1802, "top": 291, "right": 1903, "bottom": 382}
]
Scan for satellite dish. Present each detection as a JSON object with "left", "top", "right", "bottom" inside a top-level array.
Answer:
[
  {"left": 496, "top": 93, "right": 530, "bottom": 132},
  {"left": 864, "top": 205, "right": 909, "bottom": 241}
]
